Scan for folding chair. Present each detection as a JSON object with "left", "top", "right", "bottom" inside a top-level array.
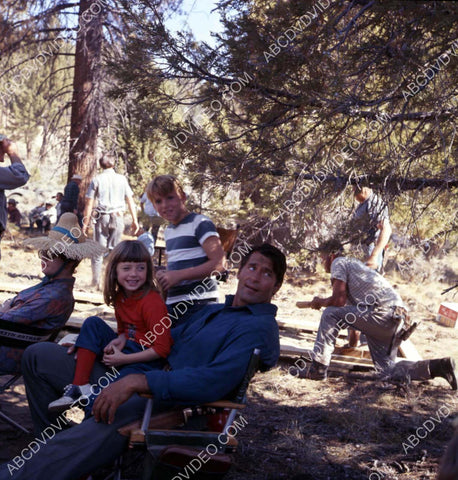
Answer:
[
  {"left": 0, "top": 319, "right": 62, "bottom": 433},
  {"left": 216, "top": 226, "right": 240, "bottom": 282},
  {"left": 112, "top": 348, "right": 261, "bottom": 480}
]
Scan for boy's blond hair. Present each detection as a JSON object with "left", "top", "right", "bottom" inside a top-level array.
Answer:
[{"left": 146, "top": 175, "right": 185, "bottom": 201}]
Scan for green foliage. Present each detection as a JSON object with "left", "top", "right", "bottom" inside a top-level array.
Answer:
[{"left": 107, "top": 0, "right": 457, "bottom": 253}]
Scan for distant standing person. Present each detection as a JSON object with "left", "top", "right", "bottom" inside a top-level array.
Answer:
[
  {"left": 7, "top": 198, "right": 22, "bottom": 226},
  {"left": 146, "top": 175, "right": 226, "bottom": 326},
  {"left": 351, "top": 181, "right": 391, "bottom": 272},
  {"left": 60, "top": 174, "right": 83, "bottom": 219},
  {"left": 55, "top": 192, "right": 63, "bottom": 219},
  {"left": 82, "top": 156, "right": 139, "bottom": 288},
  {"left": 0, "top": 136, "right": 29, "bottom": 259},
  {"left": 140, "top": 191, "right": 163, "bottom": 243}
]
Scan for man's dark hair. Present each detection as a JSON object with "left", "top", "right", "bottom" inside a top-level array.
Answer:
[
  {"left": 317, "top": 239, "right": 344, "bottom": 255},
  {"left": 352, "top": 177, "right": 373, "bottom": 194},
  {"left": 240, "top": 243, "right": 287, "bottom": 286},
  {"left": 99, "top": 156, "right": 115, "bottom": 169}
]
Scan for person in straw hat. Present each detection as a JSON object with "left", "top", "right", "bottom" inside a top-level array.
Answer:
[{"left": 0, "top": 213, "right": 105, "bottom": 374}]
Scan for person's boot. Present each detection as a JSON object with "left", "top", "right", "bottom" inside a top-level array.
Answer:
[
  {"left": 429, "top": 358, "right": 457, "bottom": 390},
  {"left": 307, "top": 360, "right": 328, "bottom": 381}
]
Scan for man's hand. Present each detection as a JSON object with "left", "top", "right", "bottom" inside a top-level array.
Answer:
[
  {"left": 309, "top": 296, "right": 323, "bottom": 310},
  {"left": 1, "top": 138, "right": 21, "bottom": 163},
  {"left": 92, "top": 374, "right": 148, "bottom": 424},
  {"left": 3, "top": 139, "right": 18, "bottom": 156},
  {"left": 365, "top": 257, "right": 378, "bottom": 269},
  {"left": 156, "top": 269, "right": 181, "bottom": 290}
]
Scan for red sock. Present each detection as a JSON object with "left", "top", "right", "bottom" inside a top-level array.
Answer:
[{"left": 73, "top": 348, "right": 97, "bottom": 385}]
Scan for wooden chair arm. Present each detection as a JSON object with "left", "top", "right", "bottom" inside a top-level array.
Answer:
[
  {"left": 202, "top": 401, "right": 246, "bottom": 409},
  {"left": 138, "top": 394, "right": 245, "bottom": 410},
  {"left": 118, "top": 409, "right": 185, "bottom": 443}
]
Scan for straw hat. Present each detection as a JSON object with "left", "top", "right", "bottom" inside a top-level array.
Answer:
[{"left": 23, "top": 213, "right": 105, "bottom": 260}]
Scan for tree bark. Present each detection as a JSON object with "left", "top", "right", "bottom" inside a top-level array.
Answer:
[{"left": 69, "top": 0, "right": 107, "bottom": 212}]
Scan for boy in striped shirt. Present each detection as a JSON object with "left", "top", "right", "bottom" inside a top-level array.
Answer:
[{"left": 147, "top": 175, "right": 226, "bottom": 326}]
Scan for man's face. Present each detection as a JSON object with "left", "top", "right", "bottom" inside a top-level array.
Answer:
[
  {"left": 321, "top": 253, "right": 334, "bottom": 273},
  {"left": 39, "top": 253, "right": 65, "bottom": 277},
  {"left": 150, "top": 188, "right": 188, "bottom": 225},
  {"left": 353, "top": 187, "right": 371, "bottom": 203},
  {"left": 233, "top": 252, "right": 280, "bottom": 307}
]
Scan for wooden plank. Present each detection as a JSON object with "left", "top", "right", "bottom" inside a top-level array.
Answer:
[
  {"left": 65, "top": 317, "right": 117, "bottom": 331},
  {"left": 296, "top": 301, "right": 312, "bottom": 309},
  {"left": 280, "top": 343, "right": 374, "bottom": 369},
  {"left": 0, "top": 281, "right": 104, "bottom": 305},
  {"left": 73, "top": 291, "right": 104, "bottom": 305},
  {"left": 277, "top": 318, "right": 348, "bottom": 339},
  {"left": 398, "top": 339, "right": 423, "bottom": 361}
]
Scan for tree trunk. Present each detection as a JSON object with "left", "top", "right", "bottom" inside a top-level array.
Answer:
[{"left": 69, "top": 0, "right": 107, "bottom": 212}]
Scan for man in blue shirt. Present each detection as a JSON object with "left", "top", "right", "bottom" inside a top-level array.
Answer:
[{"left": 1, "top": 243, "right": 286, "bottom": 480}]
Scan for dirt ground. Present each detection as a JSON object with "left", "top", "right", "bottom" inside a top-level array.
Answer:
[{"left": 1, "top": 229, "right": 457, "bottom": 479}]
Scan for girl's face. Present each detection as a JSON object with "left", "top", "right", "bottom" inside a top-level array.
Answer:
[{"left": 116, "top": 261, "right": 147, "bottom": 295}]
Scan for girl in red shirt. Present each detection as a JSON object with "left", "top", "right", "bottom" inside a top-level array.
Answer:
[{"left": 49, "top": 240, "right": 172, "bottom": 412}]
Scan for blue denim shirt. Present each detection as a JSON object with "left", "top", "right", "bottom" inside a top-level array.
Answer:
[{"left": 145, "top": 295, "right": 279, "bottom": 404}]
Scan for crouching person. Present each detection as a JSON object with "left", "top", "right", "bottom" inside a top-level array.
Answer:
[{"left": 295, "top": 239, "right": 457, "bottom": 389}]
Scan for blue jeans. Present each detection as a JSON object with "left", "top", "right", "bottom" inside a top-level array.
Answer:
[
  {"left": 75, "top": 316, "right": 165, "bottom": 378},
  {"left": 91, "top": 213, "right": 124, "bottom": 285}
]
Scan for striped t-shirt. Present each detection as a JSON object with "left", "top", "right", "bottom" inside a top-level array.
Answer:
[{"left": 165, "top": 213, "right": 219, "bottom": 305}]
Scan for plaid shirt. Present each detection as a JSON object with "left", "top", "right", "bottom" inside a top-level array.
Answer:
[
  {"left": 0, "top": 277, "right": 75, "bottom": 373},
  {"left": 331, "top": 257, "right": 403, "bottom": 308}
]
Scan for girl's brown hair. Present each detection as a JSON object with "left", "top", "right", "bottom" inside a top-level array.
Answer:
[{"left": 103, "top": 240, "right": 157, "bottom": 306}]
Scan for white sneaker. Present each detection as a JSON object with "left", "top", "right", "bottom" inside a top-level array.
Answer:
[{"left": 48, "top": 383, "right": 92, "bottom": 412}]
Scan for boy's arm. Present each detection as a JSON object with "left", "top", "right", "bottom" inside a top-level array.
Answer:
[{"left": 156, "top": 236, "right": 226, "bottom": 290}]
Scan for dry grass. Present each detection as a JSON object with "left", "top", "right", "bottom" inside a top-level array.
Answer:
[{"left": 1, "top": 231, "right": 457, "bottom": 479}]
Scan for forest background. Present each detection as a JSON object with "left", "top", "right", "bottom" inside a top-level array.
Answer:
[
  {"left": 0, "top": 0, "right": 456, "bottom": 270},
  {"left": 1, "top": 2, "right": 458, "bottom": 479}
]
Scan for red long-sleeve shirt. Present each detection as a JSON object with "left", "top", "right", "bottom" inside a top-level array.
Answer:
[{"left": 115, "top": 290, "right": 172, "bottom": 358}]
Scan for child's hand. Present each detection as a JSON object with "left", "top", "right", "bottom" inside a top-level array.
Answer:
[
  {"left": 156, "top": 270, "right": 181, "bottom": 290},
  {"left": 104, "top": 336, "right": 126, "bottom": 354},
  {"left": 64, "top": 344, "right": 76, "bottom": 355},
  {"left": 103, "top": 345, "right": 126, "bottom": 367},
  {"left": 0, "top": 298, "right": 14, "bottom": 312}
]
